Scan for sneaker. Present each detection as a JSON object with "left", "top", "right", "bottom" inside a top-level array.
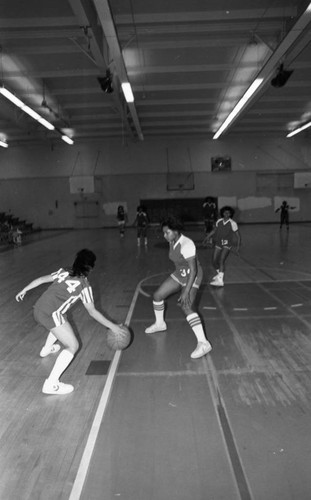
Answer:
[
  {"left": 210, "top": 276, "right": 224, "bottom": 287},
  {"left": 191, "top": 341, "right": 212, "bottom": 359},
  {"left": 145, "top": 322, "right": 167, "bottom": 334},
  {"left": 40, "top": 344, "right": 61, "bottom": 358},
  {"left": 42, "top": 379, "right": 74, "bottom": 395}
]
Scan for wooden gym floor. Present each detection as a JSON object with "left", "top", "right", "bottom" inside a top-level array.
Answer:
[{"left": 0, "top": 223, "right": 311, "bottom": 500}]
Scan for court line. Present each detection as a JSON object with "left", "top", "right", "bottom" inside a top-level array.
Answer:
[
  {"left": 203, "top": 356, "right": 254, "bottom": 500},
  {"left": 203, "top": 309, "right": 255, "bottom": 500},
  {"left": 68, "top": 278, "right": 143, "bottom": 500}
]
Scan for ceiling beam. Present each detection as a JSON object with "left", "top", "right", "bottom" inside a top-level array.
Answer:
[
  {"left": 68, "top": 0, "right": 136, "bottom": 139},
  {"left": 92, "top": 0, "right": 143, "bottom": 141}
]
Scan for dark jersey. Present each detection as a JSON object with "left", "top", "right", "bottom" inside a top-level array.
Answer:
[
  {"left": 213, "top": 218, "right": 238, "bottom": 248},
  {"left": 34, "top": 268, "right": 93, "bottom": 327}
]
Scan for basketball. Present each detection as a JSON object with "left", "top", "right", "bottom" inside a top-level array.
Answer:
[{"left": 107, "top": 325, "right": 131, "bottom": 351}]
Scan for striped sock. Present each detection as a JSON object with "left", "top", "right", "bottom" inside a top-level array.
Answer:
[
  {"left": 153, "top": 300, "right": 165, "bottom": 324},
  {"left": 186, "top": 313, "right": 206, "bottom": 343},
  {"left": 47, "top": 349, "right": 74, "bottom": 384}
]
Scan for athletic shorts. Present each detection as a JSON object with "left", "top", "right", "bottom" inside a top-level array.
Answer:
[
  {"left": 33, "top": 306, "right": 66, "bottom": 331},
  {"left": 170, "top": 267, "right": 203, "bottom": 288},
  {"left": 215, "top": 242, "right": 232, "bottom": 250}
]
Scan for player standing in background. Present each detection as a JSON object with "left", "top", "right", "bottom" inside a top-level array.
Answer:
[
  {"left": 275, "top": 200, "right": 295, "bottom": 230},
  {"left": 203, "top": 206, "right": 241, "bottom": 287},
  {"left": 134, "top": 205, "right": 149, "bottom": 246},
  {"left": 117, "top": 205, "right": 127, "bottom": 237},
  {"left": 145, "top": 216, "right": 212, "bottom": 359},
  {"left": 16, "top": 249, "right": 124, "bottom": 395},
  {"left": 202, "top": 196, "right": 217, "bottom": 234}
]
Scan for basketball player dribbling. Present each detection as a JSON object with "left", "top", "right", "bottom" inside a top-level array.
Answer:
[{"left": 16, "top": 249, "right": 124, "bottom": 395}]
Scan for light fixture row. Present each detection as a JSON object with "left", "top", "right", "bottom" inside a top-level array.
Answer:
[
  {"left": 212, "top": 75, "right": 310, "bottom": 140},
  {"left": 213, "top": 1, "right": 311, "bottom": 140},
  {"left": 0, "top": 86, "right": 74, "bottom": 147}
]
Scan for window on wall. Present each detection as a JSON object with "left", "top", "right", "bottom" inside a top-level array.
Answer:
[{"left": 256, "top": 173, "right": 293, "bottom": 193}]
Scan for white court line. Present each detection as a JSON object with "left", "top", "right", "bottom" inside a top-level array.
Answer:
[{"left": 68, "top": 278, "right": 143, "bottom": 500}]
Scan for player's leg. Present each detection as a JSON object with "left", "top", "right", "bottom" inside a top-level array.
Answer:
[
  {"left": 42, "top": 322, "right": 79, "bottom": 395},
  {"left": 280, "top": 213, "right": 285, "bottom": 228},
  {"left": 181, "top": 286, "right": 212, "bottom": 359},
  {"left": 210, "top": 246, "right": 221, "bottom": 283},
  {"left": 137, "top": 226, "right": 142, "bottom": 246},
  {"left": 142, "top": 226, "right": 148, "bottom": 246},
  {"left": 145, "top": 277, "right": 180, "bottom": 333},
  {"left": 217, "top": 247, "right": 231, "bottom": 285}
]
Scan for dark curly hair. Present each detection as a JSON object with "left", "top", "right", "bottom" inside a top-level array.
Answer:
[
  {"left": 161, "top": 215, "right": 184, "bottom": 231},
  {"left": 70, "top": 249, "right": 96, "bottom": 277},
  {"left": 220, "top": 206, "right": 235, "bottom": 218}
]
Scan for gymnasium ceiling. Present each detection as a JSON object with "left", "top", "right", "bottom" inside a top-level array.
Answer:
[{"left": 0, "top": 0, "right": 311, "bottom": 147}]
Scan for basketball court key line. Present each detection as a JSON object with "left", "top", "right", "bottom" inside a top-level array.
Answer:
[{"left": 68, "top": 277, "right": 142, "bottom": 500}]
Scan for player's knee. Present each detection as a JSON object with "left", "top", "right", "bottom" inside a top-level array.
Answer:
[
  {"left": 153, "top": 291, "right": 163, "bottom": 302},
  {"left": 66, "top": 338, "right": 79, "bottom": 354}
]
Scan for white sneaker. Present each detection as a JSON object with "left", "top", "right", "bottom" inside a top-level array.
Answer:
[
  {"left": 42, "top": 380, "right": 74, "bottom": 395},
  {"left": 210, "top": 276, "right": 224, "bottom": 287},
  {"left": 191, "top": 341, "right": 212, "bottom": 359},
  {"left": 145, "top": 322, "right": 167, "bottom": 334},
  {"left": 40, "top": 344, "right": 61, "bottom": 358}
]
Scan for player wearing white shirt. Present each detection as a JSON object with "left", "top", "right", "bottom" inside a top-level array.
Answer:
[{"left": 145, "top": 216, "right": 212, "bottom": 359}]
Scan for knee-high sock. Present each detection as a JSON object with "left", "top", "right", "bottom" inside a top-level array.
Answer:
[
  {"left": 43, "top": 331, "right": 57, "bottom": 349},
  {"left": 47, "top": 349, "right": 74, "bottom": 383},
  {"left": 153, "top": 300, "right": 165, "bottom": 324},
  {"left": 186, "top": 313, "right": 207, "bottom": 343}
]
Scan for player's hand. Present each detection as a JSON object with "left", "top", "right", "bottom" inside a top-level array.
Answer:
[
  {"left": 109, "top": 323, "right": 125, "bottom": 336},
  {"left": 178, "top": 291, "right": 191, "bottom": 309},
  {"left": 202, "top": 237, "right": 212, "bottom": 247},
  {"left": 16, "top": 290, "right": 26, "bottom": 302}
]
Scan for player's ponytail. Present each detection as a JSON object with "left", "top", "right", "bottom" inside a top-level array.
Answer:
[{"left": 71, "top": 249, "right": 96, "bottom": 277}]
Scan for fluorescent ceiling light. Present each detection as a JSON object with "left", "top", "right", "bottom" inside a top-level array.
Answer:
[
  {"left": 213, "top": 78, "right": 264, "bottom": 139},
  {"left": 0, "top": 87, "right": 24, "bottom": 107},
  {"left": 38, "top": 117, "right": 55, "bottom": 131},
  {"left": 0, "top": 85, "right": 55, "bottom": 131},
  {"left": 287, "top": 120, "right": 311, "bottom": 137},
  {"left": 61, "top": 135, "right": 74, "bottom": 145},
  {"left": 121, "top": 82, "right": 134, "bottom": 103},
  {"left": 0, "top": 140, "right": 8, "bottom": 148}
]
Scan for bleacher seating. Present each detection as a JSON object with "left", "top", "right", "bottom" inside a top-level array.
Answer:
[{"left": 0, "top": 211, "right": 38, "bottom": 247}]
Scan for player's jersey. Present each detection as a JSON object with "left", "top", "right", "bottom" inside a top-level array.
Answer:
[
  {"left": 117, "top": 209, "right": 126, "bottom": 221},
  {"left": 136, "top": 211, "right": 148, "bottom": 227},
  {"left": 214, "top": 218, "right": 238, "bottom": 247},
  {"left": 203, "top": 202, "right": 217, "bottom": 219},
  {"left": 34, "top": 268, "right": 93, "bottom": 327},
  {"left": 169, "top": 234, "right": 203, "bottom": 287}
]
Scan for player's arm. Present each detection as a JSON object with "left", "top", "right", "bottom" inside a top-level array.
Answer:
[
  {"left": 15, "top": 274, "right": 54, "bottom": 301},
  {"left": 234, "top": 230, "right": 241, "bottom": 252},
  {"left": 83, "top": 302, "right": 124, "bottom": 335},
  {"left": 203, "top": 226, "right": 216, "bottom": 245}
]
